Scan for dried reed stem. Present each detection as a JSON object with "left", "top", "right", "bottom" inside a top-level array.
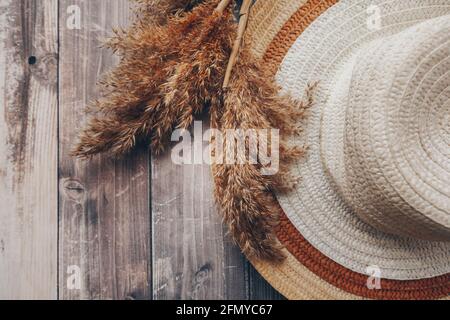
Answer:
[
  {"left": 215, "top": 0, "right": 232, "bottom": 13},
  {"left": 222, "top": 0, "right": 252, "bottom": 88}
]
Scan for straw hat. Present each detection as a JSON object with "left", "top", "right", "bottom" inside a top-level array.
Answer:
[{"left": 245, "top": 0, "right": 450, "bottom": 299}]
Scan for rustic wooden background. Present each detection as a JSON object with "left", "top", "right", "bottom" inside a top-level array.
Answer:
[{"left": 0, "top": 0, "right": 283, "bottom": 300}]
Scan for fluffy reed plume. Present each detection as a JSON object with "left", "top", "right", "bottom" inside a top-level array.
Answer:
[
  {"left": 73, "top": 0, "right": 313, "bottom": 261},
  {"left": 131, "top": 0, "right": 204, "bottom": 25},
  {"left": 157, "top": 7, "right": 234, "bottom": 147},
  {"left": 211, "top": 46, "right": 315, "bottom": 261},
  {"left": 72, "top": 0, "right": 233, "bottom": 157}
]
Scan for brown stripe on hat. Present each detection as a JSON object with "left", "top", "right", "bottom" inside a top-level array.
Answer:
[
  {"left": 277, "top": 208, "right": 450, "bottom": 299},
  {"left": 263, "top": 0, "right": 339, "bottom": 75}
]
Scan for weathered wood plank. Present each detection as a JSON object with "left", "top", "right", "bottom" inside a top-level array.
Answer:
[
  {"left": 248, "top": 263, "right": 285, "bottom": 300},
  {"left": 58, "top": 0, "right": 151, "bottom": 300},
  {"left": 152, "top": 119, "right": 248, "bottom": 300},
  {"left": 0, "top": 0, "right": 58, "bottom": 300}
]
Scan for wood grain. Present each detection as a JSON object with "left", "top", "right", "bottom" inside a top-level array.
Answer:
[
  {"left": 0, "top": 0, "right": 58, "bottom": 300},
  {"left": 151, "top": 118, "right": 282, "bottom": 300},
  {"left": 152, "top": 119, "right": 249, "bottom": 300},
  {"left": 248, "top": 263, "right": 285, "bottom": 300},
  {"left": 0, "top": 0, "right": 283, "bottom": 300},
  {"left": 58, "top": 0, "right": 151, "bottom": 300},
  {"left": 149, "top": 0, "right": 282, "bottom": 300}
]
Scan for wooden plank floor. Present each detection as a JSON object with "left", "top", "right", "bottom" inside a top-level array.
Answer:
[{"left": 0, "top": 0, "right": 284, "bottom": 300}]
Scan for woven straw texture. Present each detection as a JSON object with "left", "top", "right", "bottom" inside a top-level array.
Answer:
[
  {"left": 321, "top": 16, "right": 450, "bottom": 240},
  {"left": 245, "top": 0, "right": 450, "bottom": 299},
  {"left": 275, "top": 0, "right": 450, "bottom": 281},
  {"left": 246, "top": 0, "right": 309, "bottom": 58}
]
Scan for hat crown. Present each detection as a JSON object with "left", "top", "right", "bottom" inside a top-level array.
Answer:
[{"left": 323, "top": 16, "right": 450, "bottom": 240}]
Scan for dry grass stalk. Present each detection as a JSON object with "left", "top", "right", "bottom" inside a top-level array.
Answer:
[
  {"left": 223, "top": 0, "right": 251, "bottom": 88},
  {"left": 211, "top": 43, "right": 316, "bottom": 261},
  {"left": 215, "top": 0, "right": 233, "bottom": 14},
  {"left": 73, "top": 0, "right": 314, "bottom": 261},
  {"left": 132, "top": 0, "right": 204, "bottom": 25},
  {"left": 72, "top": 0, "right": 233, "bottom": 157}
]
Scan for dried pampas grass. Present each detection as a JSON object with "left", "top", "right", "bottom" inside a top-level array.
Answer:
[
  {"left": 132, "top": 0, "right": 204, "bottom": 25},
  {"left": 72, "top": 0, "right": 233, "bottom": 157},
  {"left": 211, "top": 45, "right": 315, "bottom": 261},
  {"left": 73, "top": 0, "right": 314, "bottom": 261}
]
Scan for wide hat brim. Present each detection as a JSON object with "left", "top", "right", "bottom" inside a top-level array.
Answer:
[{"left": 245, "top": 0, "right": 450, "bottom": 299}]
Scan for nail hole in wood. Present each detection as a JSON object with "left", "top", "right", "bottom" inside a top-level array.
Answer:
[{"left": 28, "top": 56, "right": 37, "bottom": 65}]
